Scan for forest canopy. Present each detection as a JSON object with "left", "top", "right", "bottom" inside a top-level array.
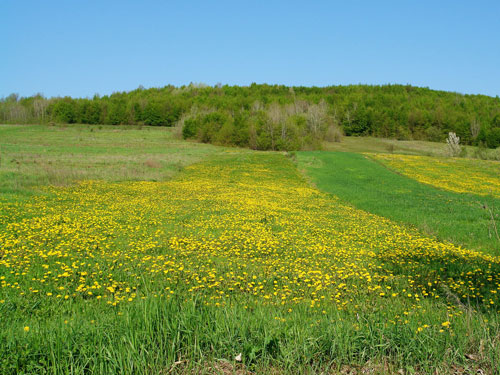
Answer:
[{"left": 2, "top": 84, "right": 500, "bottom": 150}]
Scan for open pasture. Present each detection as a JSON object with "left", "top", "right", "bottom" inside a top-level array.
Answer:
[
  {"left": 0, "top": 124, "right": 226, "bottom": 199},
  {"left": 1, "top": 125, "right": 500, "bottom": 374}
]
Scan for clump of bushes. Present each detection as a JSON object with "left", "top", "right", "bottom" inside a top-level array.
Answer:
[{"left": 180, "top": 101, "right": 340, "bottom": 151}]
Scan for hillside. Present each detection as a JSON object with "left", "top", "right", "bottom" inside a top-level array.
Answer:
[
  {"left": 2, "top": 84, "right": 500, "bottom": 150},
  {"left": 1, "top": 124, "right": 500, "bottom": 374}
]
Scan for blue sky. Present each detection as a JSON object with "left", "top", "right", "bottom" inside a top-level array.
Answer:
[{"left": 1, "top": 1, "right": 499, "bottom": 98}]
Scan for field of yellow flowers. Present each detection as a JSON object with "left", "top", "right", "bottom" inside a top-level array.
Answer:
[
  {"left": 372, "top": 154, "right": 500, "bottom": 198},
  {"left": 1, "top": 151, "right": 500, "bottom": 373}
]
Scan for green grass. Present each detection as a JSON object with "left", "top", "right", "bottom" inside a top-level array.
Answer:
[
  {"left": 296, "top": 151, "right": 500, "bottom": 256},
  {"left": 5, "top": 295, "right": 499, "bottom": 374},
  {"left": 0, "top": 124, "right": 233, "bottom": 200},
  {"left": 2, "top": 125, "right": 500, "bottom": 374},
  {"left": 371, "top": 153, "right": 500, "bottom": 198}
]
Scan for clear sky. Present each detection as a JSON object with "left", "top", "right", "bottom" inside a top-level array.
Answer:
[{"left": 1, "top": 1, "right": 499, "bottom": 98}]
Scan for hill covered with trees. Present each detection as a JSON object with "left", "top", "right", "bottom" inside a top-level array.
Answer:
[{"left": 1, "top": 84, "right": 500, "bottom": 150}]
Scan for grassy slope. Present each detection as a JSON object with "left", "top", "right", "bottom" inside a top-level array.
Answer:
[
  {"left": 2, "top": 151, "right": 500, "bottom": 374},
  {"left": 296, "top": 151, "right": 500, "bottom": 256},
  {"left": 372, "top": 153, "right": 500, "bottom": 198},
  {"left": 323, "top": 137, "right": 450, "bottom": 155},
  {"left": 0, "top": 124, "right": 231, "bottom": 200},
  {"left": 323, "top": 136, "right": 500, "bottom": 160},
  {"left": 2, "top": 126, "right": 500, "bottom": 374}
]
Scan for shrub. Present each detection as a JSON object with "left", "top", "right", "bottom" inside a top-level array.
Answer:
[
  {"left": 182, "top": 117, "right": 199, "bottom": 139},
  {"left": 325, "top": 124, "right": 343, "bottom": 143},
  {"left": 51, "top": 100, "right": 77, "bottom": 124}
]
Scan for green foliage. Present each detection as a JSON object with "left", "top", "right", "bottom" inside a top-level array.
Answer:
[
  {"left": 2, "top": 84, "right": 500, "bottom": 149},
  {"left": 105, "top": 97, "right": 128, "bottom": 125},
  {"left": 50, "top": 99, "right": 77, "bottom": 124},
  {"left": 486, "top": 128, "right": 500, "bottom": 148},
  {"left": 198, "top": 112, "right": 233, "bottom": 143},
  {"left": 182, "top": 111, "right": 235, "bottom": 145},
  {"left": 182, "top": 117, "right": 198, "bottom": 139},
  {"left": 79, "top": 100, "right": 102, "bottom": 124}
]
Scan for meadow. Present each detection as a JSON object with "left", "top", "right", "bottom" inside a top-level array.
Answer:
[
  {"left": 0, "top": 124, "right": 227, "bottom": 199},
  {"left": 296, "top": 152, "right": 500, "bottom": 255},
  {"left": 371, "top": 154, "right": 500, "bottom": 199},
  {"left": 1, "top": 124, "right": 500, "bottom": 374}
]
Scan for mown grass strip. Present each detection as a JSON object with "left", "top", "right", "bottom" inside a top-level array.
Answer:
[
  {"left": 296, "top": 151, "right": 500, "bottom": 255},
  {"left": 371, "top": 153, "right": 500, "bottom": 198}
]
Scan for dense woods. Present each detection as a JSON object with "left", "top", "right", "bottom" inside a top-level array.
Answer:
[{"left": 2, "top": 84, "right": 500, "bottom": 150}]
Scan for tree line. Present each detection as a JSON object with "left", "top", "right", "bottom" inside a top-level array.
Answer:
[{"left": 1, "top": 83, "right": 500, "bottom": 150}]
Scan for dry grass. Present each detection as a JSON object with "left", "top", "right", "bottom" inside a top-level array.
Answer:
[
  {"left": 0, "top": 124, "right": 240, "bottom": 197},
  {"left": 323, "top": 136, "right": 500, "bottom": 159}
]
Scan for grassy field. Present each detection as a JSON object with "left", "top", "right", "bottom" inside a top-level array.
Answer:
[
  {"left": 371, "top": 154, "right": 500, "bottom": 198},
  {"left": 1, "top": 125, "right": 500, "bottom": 374},
  {"left": 322, "top": 137, "right": 451, "bottom": 156},
  {"left": 0, "top": 124, "right": 230, "bottom": 199},
  {"left": 296, "top": 151, "right": 500, "bottom": 256},
  {"left": 323, "top": 136, "right": 500, "bottom": 160}
]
